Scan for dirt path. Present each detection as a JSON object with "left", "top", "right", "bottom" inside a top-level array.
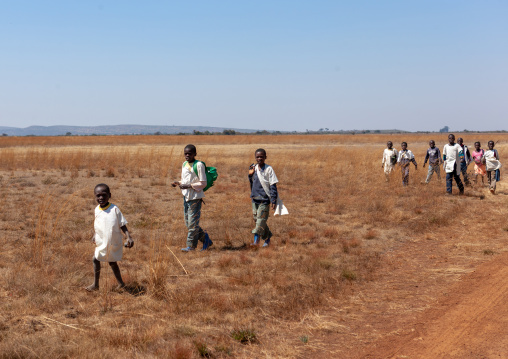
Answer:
[{"left": 359, "top": 251, "right": 508, "bottom": 358}]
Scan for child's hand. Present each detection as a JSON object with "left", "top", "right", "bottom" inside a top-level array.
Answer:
[
  {"left": 171, "top": 181, "right": 179, "bottom": 187},
  {"left": 271, "top": 202, "right": 276, "bottom": 210},
  {"left": 124, "top": 237, "right": 134, "bottom": 248},
  {"left": 249, "top": 164, "right": 255, "bottom": 175},
  {"left": 91, "top": 234, "right": 96, "bottom": 244}
]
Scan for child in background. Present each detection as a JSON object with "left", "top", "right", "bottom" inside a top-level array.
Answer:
[
  {"left": 249, "top": 148, "right": 278, "bottom": 247},
  {"left": 381, "top": 141, "right": 398, "bottom": 182},
  {"left": 423, "top": 140, "right": 442, "bottom": 183},
  {"left": 485, "top": 141, "right": 502, "bottom": 194},
  {"left": 86, "top": 183, "right": 133, "bottom": 292},
  {"left": 442, "top": 134, "right": 464, "bottom": 195},
  {"left": 171, "top": 144, "right": 212, "bottom": 252},
  {"left": 457, "top": 138, "right": 472, "bottom": 186},
  {"left": 471, "top": 141, "right": 486, "bottom": 185},
  {"left": 397, "top": 142, "right": 417, "bottom": 187}
]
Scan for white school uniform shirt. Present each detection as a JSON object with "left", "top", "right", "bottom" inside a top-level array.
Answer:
[
  {"left": 442, "top": 143, "right": 462, "bottom": 175},
  {"left": 397, "top": 149, "right": 415, "bottom": 162},
  {"left": 254, "top": 164, "right": 288, "bottom": 216},
  {"left": 382, "top": 148, "right": 397, "bottom": 173},
  {"left": 94, "top": 204, "right": 128, "bottom": 262},
  {"left": 484, "top": 150, "right": 502, "bottom": 171},
  {"left": 180, "top": 161, "right": 207, "bottom": 201}
]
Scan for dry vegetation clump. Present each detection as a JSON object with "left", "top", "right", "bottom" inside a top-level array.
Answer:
[{"left": 0, "top": 133, "right": 507, "bottom": 358}]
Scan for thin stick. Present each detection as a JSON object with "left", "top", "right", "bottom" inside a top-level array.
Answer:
[
  {"left": 41, "top": 316, "right": 86, "bottom": 332},
  {"left": 165, "top": 245, "right": 189, "bottom": 275}
]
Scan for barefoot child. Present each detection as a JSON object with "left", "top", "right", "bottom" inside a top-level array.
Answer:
[
  {"left": 423, "top": 140, "right": 442, "bottom": 183},
  {"left": 397, "top": 142, "right": 417, "bottom": 187},
  {"left": 381, "top": 141, "right": 398, "bottom": 182},
  {"left": 171, "top": 144, "right": 212, "bottom": 252},
  {"left": 249, "top": 148, "right": 279, "bottom": 247},
  {"left": 471, "top": 141, "right": 486, "bottom": 185},
  {"left": 485, "top": 140, "right": 502, "bottom": 194},
  {"left": 87, "top": 183, "right": 133, "bottom": 292}
]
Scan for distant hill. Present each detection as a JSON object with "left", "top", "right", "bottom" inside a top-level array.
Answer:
[{"left": 0, "top": 125, "right": 259, "bottom": 136}]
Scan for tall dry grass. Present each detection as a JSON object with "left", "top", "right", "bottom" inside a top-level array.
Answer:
[{"left": 0, "top": 133, "right": 507, "bottom": 358}]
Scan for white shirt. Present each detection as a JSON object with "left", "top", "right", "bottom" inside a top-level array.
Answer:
[
  {"left": 94, "top": 204, "right": 128, "bottom": 262},
  {"left": 397, "top": 149, "right": 415, "bottom": 162},
  {"left": 485, "top": 150, "right": 502, "bottom": 171},
  {"left": 180, "top": 161, "right": 207, "bottom": 201},
  {"left": 443, "top": 143, "right": 462, "bottom": 174}
]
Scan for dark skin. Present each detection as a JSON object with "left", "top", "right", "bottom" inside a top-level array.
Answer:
[
  {"left": 249, "top": 151, "right": 276, "bottom": 210},
  {"left": 86, "top": 186, "right": 133, "bottom": 292},
  {"left": 171, "top": 148, "right": 196, "bottom": 190},
  {"left": 423, "top": 140, "right": 442, "bottom": 168},
  {"left": 400, "top": 143, "right": 417, "bottom": 170}
]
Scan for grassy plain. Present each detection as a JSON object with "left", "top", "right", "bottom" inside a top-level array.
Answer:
[{"left": 0, "top": 133, "right": 507, "bottom": 358}]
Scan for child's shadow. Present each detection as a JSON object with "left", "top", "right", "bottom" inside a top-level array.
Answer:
[
  {"left": 123, "top": 284, "right": 146, "bottom": 296},
  {"left": 220, "top": 243, "right": 248, "bottom": 251},
  {"left": 494, "top": 190, "right": 508, "bottom": 196}
]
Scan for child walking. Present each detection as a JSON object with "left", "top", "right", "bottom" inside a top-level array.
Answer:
[
  {"left": 442, "top": 134, "right": 464, "bottom": 195},
  {"left": 381, "top": 141, "right": 398, "bottom": 182},
  {"left": 397, "top": 142, "right": 417, "bottom": 187},
  {"left": 423, "top": 140, "right": 442, "bottom": 183},
  {"left": 457, "top": 137, "right": 472, "bottom": 186},
  {"left": 171, "top": 144, "right": 212, "bottom": 252},
  {"left": 249, "top": 148, "right": 279, "bottom": 247},
  {"left": 86, "top": 183, "right": 133, "bottom": 292},
  {"left": 471, "top": 141, "right": 486, "bottom": 185},
  {"left": 485, "top": 140, "right": 502, "bottom": 194}
]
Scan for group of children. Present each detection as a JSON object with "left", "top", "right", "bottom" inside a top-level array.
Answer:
[
  {"left": 382, "top": 134, "right": 502, "bottom": 194},
  {"left": 86, "top": 145, "right": 283, "bottom": 292}
]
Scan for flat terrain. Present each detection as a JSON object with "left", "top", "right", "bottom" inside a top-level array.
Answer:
[{"left": 0, "top": 134, "right": 507, "bottom": 358}]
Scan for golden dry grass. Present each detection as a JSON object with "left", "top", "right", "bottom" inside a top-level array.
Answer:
[{"left": 0, "top": 133, "right": 507, "bottom": 358}]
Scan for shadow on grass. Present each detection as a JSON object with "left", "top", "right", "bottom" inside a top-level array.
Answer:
[
  {"left": 219, "top": 243, "right": 248, "bottom": 251},
  {"left": 123, "top": 284, "right": 146, "bottom": 296}
]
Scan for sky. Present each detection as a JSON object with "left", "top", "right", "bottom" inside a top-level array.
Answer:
[{"left": 1, "top": 1, "right": 507, "bottom": 132}]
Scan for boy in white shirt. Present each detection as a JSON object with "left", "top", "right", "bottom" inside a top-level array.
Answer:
[
  {"left": 171, "top": 144, "right": 212, "bottom": 252},
  {"left": 442, "top": 134, "right": 464, "bottom": 195},
  {"left": 381, "top": 141, "right": 398, "bottom": 182},
  {"left": 86, "top": 183, "right": 133, "bottom": 292},
  {"left": 397, "top": 142, "right": 417, "bottom": 187}
]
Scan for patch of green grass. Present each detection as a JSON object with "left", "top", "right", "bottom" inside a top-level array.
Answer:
[
  {"left": 300, "top": 335, "right": 309, "bottom": 344},
  {"left": 231, "top": 328, "right": 257, "bottom": 344},
  {"left": 341, "top": 269, "right": 357, "bottom": 281},
  {"left": 195, "top": 342, "right": 212, "bottom": 357}
]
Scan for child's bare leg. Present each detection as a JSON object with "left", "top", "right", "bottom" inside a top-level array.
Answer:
[
  {"left": 109, "top": 262, "right": 125, "bottom": 289},
  {"left": 86, "top": 257, "right": 101, "bottom": 291}
]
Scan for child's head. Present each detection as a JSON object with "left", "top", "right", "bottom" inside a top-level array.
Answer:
[
  {"left": 386, "top": 141, "right": 393, "bottom": 149},
  {"left": 401, "top": 142, "right": 407, "bottom": 151},
  {"left": 184, "top": 144, "right": 197, "bottom": 162},
  {"left": 488, "top": 141, "right": 495, "bottom": 150},
  {"left": 457, "top": 137, "right": 464, "bottom": 145},
  {"left": 448, "top": 134, "right": 455, "bottom": 144},
  {"left": 429, "top": 140, "right": 435, "bottom": 148},
  {"left": 254, "top": 148, "right": 267, "bottom": 166},
  {"left": 474, "top": 141, "right": 481, "bottom": 151},
  {"left": 94, "top": 183, "right": 111, "bottom": 207}
]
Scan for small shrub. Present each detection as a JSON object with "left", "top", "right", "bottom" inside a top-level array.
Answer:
[
  {"left": 231, "top": 328, "right": 257, "bottom": 344},
  {"left": 300, "top": 335, "right": 309, "bottom": 344},
  {"left": 483, "top": 249, "right": 495, "bottom": 255},
  {"left": 364, "top": 230, "right": 377, "bottom": 240},
  {"left": 194, "top": 342, "right": 211, "bottom": 357}
]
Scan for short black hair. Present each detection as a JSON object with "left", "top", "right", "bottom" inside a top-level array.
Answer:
[
  {"left": 475, "top": 141, "right": 481, "bottom": 146},
  {"left": 401, "top": 142, "right": 407, "bottom": 146},
  {"left": 255, "top": 148, "right": 266, "bottom": 156},
  {"left": 95, "top": 183, "right": 110, "bottom": 193},
  {"left": 184, "top": 144, "right": 197, "bottom": 153}
]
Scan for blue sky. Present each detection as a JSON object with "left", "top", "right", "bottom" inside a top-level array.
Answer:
[{"left": 1, "top": 1, "right": 507, "bottom": 132}]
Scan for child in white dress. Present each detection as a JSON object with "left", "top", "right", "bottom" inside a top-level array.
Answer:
[
  {"left": 86, "top": 183, "right": 133, "bottom": 292},
  {"left": 381, "top": 141, "right": 398, "bottom": 182}
]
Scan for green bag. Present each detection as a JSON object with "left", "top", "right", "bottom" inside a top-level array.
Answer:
[{"left": 184, "top": 160, "right": 218, "bottom": 192}]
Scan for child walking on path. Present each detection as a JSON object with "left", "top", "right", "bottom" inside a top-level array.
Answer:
[
  {"left": 443, "top": 134, "right": 464, "bottom": 195},
  {"left": 381, "top": 141, "right": 398, "bottom": 182},
  {"left": 457, "top": 137, "right": 472, "bottom": 186},
  {"left": 86, "top": 183, "right": 133, "bottom": 292},
  {"left": 397, "top": 142, "right": 417, "bottom": 187},
  {"left": 485, "top": 140, "right": 502, "bottom": 194},
  {"left": 471, "top": 141, "right": 486, "bottom": 185},
  {"left": 249, "top": 148, "right": 282, "bottom": 247},
  {"left": 171, "top": 144, "right": 212, "bottom": 252},
  {"left": 423, "top": 140, "right": 442, "bottom": 183}
]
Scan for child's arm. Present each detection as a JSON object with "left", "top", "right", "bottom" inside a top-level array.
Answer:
[
  {"left": 270, "top": 183, "right": 278, "bottom": 210},
  {"left": 423, "top": 150, "right": 429, "bottom": 167},
  {"left": 91, "top": 233, "right": 96, "bottom": 243},
  {"left": 411, "top": 157, "right": 417, "bottom": 169},
  {"left": 121, "top": 225, "right": 134, "bottom": 248}
]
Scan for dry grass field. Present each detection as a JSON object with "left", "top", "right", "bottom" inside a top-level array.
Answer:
[{"left": 1, "top": 133, "right": 507, "bottom": 358}]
